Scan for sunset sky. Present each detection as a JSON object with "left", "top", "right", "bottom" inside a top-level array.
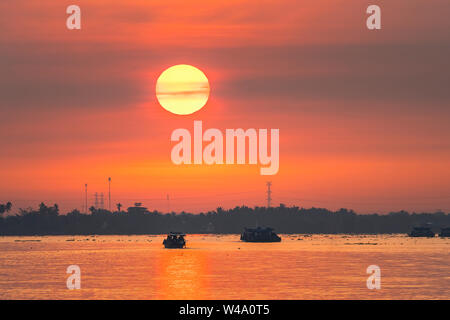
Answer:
[{"left": 1, "top": 0, "right": 449, "bottom": 214}]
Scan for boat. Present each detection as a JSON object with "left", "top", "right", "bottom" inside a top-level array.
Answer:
[
  {"left": 240, "top": 227, "right": 281, "bottom": 242},
  {"left": 408, "top": 226, "right": 435, "bottom": 238},
  {"left": 439, "top": 227, "right": 450, "bottom": 237},
  {"left": 163, "top": 232, "right": 186, "bottom": 248}
]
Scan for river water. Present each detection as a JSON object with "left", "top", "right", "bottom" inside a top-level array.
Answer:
[{"left": 0, "top": 234, "right": 448, "bottom": 299}]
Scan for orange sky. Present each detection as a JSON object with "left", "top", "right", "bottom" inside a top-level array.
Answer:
[{"left": 1, "top": 0, "right": 450, "bottom": 213}]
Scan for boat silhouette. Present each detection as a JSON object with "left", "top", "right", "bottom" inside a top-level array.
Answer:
[
  {"left": 163, "top": 232, "right": 186, "bottom": 248},
  {"left": 408, "top": 226, "right": 435, "bottom": 238},
  {"left": 240, "top": 227, "right": 281, "bottom": 242},
  {"left": 439, "top": 227, "right": 450, "bottom": 237}
]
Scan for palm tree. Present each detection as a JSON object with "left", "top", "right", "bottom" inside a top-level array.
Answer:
[
  {"left": 116, "top": 203, "right": 122, "bottom": 212},
  {"left": 0, "top": 202, "right": 12, "bottom": 215}
]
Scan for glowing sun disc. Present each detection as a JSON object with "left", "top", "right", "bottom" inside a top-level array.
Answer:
[{"left": 156, "top": 64, "right": 210, "bottom": 115}]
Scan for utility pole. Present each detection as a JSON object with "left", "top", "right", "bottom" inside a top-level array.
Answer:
[
  {"left": 94, "top": 192, "right": 98, "bottom": 209},
  {"left": 85, "top": 184, "right": 88, "bottom": 214},
  {"left": 100, "top": 193, "right": 104, "bottom": 209},
  {"left": 266, "top": 181, "right": 272, "bottom": 208},
  {"left": 167, "top": 194, "right": 170, "bottom": 213},
  {"left": 108, "top": 177, "right": 111, "bottom": 211}
]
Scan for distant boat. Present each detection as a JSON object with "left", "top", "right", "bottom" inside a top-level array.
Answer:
[
  {"left": 408, "top": 226, "right": 435, "bottom": 238},
  {"left": 439, "top": 227, "right": 450, "bottom": 237},
  {"left": 240, "top": 227, "right": 281, "bottom": 242},
  {"left": 163, "top": 232, "right": 186, "bottom": 248}
]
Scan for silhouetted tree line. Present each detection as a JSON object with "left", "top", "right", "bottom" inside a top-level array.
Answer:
[{"left": 0, "top": 202, "right": 449, "bottom": 235}]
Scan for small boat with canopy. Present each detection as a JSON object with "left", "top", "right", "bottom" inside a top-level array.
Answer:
[{"left": 163, "top": 232, "right": 186, "bottom": 248}]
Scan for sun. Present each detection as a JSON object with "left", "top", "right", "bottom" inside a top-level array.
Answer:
[{"left": 156, "top": 64, "right": 210, "bottom": 115}]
